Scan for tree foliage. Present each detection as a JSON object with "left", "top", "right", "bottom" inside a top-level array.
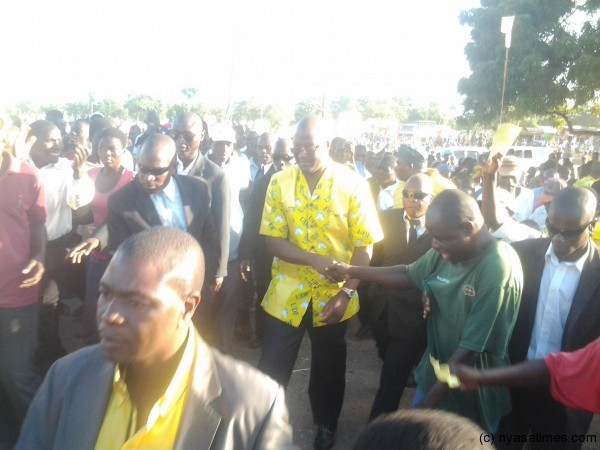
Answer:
[{"left": 459, "top": 0, "right": 600, "bottom": 126}]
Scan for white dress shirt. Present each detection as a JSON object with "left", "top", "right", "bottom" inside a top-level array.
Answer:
[
  {"left": 176, "top": 154, "right": 199, "bottom": 176},
  {"left": 223, "top": 154, "right": 251, "bottom": 261},
  {"left": 149, "top": 178, "right": 186, "bottom": 230},
  {"left": 29, "top": 157, "right": 95, "bottom": 240},
  {"left": 527, "top": 242, "right": 589, "bottom": 360},
  {"left": 377, "top": 181, "right": 399, "bottom": 211},
  {"left": 404, "top": 212, "right": 426, "bottom": 242}
]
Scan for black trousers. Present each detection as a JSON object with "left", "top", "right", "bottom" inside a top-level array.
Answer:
[
  {"left": 496, "top": 386, "right": 593, "bottom": 450},
  {"left": 368, "top": 304, "right": 427, "bottom": 421},
  {"left": 36, "top": 232, "right": 85, "bottom": 374},
  {"left": 257, "top": 306, "right": 347, "bottom": 428}
]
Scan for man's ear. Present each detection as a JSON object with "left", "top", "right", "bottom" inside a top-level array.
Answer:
[
  {"left": 461, "top": 221, "right": 475, "bottom": 236},
  {"left": 183, "top": 291, "right": 201, "bottom": 322}
]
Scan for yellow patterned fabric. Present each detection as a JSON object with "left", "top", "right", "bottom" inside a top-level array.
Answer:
[
  {"left": 94, "top": 330, "right": 194, "bottom": 450},
  {"left": 259, "top": 164, "right": 383, "bottom": 327}
]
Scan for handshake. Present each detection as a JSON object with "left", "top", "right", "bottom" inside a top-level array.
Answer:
[{"left": 322, "top": 260, "right": 352, "bottom": 283}]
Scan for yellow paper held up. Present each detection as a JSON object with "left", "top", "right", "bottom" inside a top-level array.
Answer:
[
  {"left": 430, "top": 355, "right": 461, "bottom": 389},
  {"left": 488, "top": 123, "right": 522, "bottom": 161}
]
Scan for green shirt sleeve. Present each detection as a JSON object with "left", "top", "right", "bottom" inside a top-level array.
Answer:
[
  {"left": 459, "top": 282, "right": 520, "bottom": 357},
  {"left": 406, "top": 249, "right": 440, "bottom": 292}
]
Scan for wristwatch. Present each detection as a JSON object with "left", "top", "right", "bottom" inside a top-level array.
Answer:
[{"left": 341, "top": 287, "right": 355, "bottom": 298}]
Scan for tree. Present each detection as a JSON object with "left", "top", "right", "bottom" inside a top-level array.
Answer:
[
  {"left": 181, "top": 87, "right": 199, "bottom": 101},
  {"left": 95, "top": 98, "right": 126, "bottom": 119},
  {"left": 458, "top": 0, "right": 600, "bottom": 127},
  {"left": 330, "top": 96, "right": 356, "bottom": 119},
  {"left": 64, "top": 101, "right": 90, "bottom": 119},
  {"left": 293, "top": 99, "right": 323, "bottom": 123},
  {"left": 124, "top": 95, "right": 166, "bottom": 121},
  {"left": 232, "top": 99, "right": 263, "bottom": 123}
]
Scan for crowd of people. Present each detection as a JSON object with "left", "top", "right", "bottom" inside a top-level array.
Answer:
[{"left": 1, "top": 109, "right": 599, "bottom": 450}]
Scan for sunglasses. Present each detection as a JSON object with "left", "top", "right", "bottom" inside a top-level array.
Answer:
[
  {"left": 291, "top": 145, "right": 319, "bottom": 155},
  {"left": 273, "top": 154, "right": 294, "bottom": 162},
  {"left": 546, "top": 219, "right": 593, "bottom": 238},
  {"left": 169, "top": 130, "right": 196, "bottom": 143},
  {"left": 402, "top": 190, "right": 430, "bottom": 201},
  {"left": 138, "top": 165, "right": 171, "bottom": 176}
]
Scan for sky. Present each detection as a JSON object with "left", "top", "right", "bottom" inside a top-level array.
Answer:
[{"left": 0, "top": 0, "right": 481, "bottom": 112}]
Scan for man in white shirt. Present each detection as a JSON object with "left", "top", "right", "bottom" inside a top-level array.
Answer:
[
  {"left": 501, "top": 187, "right": 600, "bottom": 450},
  {"left": 372, "top": 153, "right": 399, "bottom": 211},
  {"left": 26, "top": 120, "right": 95, "bottom": 373},
  {"left": 480, "top": 154, "right": 542, "bottom": 244}
]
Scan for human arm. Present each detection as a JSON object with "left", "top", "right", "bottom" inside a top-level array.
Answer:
[
  {"left": 20, "top": 223, "right": 47, "bottom": 288},
  {"left": 450, "top": 359, "right": 550, "bottom": 391},
  {"left": 325, "top": 261, "right": 414, "bottom": 289},
  {"left": 265, "top": 236, "right": 335, "bottom": 276},
  {"left": 480, "top": 153, "right": 504, "bottom": 231},
  {"left": 212, "top": 171, "right": 230, "bottom": 279},
  {"left": 320, "top": 245, "right": 372, "bottom": 324},
  {"left": 66, "top": 146, "right": 94, "bottom": 209},
  {"left": 415, "top": 347, "right": 480, "bottom": 409}
]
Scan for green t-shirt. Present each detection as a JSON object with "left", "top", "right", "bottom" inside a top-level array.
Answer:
[{"left": 406, "top": 240, "right": 523, "bottom": 432}]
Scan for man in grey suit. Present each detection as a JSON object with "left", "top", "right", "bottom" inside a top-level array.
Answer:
[
  {"left": 172, "top": 112, "right": 230, "bottom": 290},
  {"left": 171, "top": 112, "right": 231, "bottom": 346},
  {"left": 16, "top": 227, "right": 295, "bottom": 449}
]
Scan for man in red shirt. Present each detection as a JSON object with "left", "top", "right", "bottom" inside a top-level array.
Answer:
[
  {"left": 452, "top": 337, "right": 600, "bottom": 414},
  {"left": 0, "top": 150, "right": 47, "bottom": 448}
]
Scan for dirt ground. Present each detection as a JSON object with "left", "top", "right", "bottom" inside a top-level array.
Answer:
[{"left": 60, "top": 302, "right": 599, "bottom": 450}]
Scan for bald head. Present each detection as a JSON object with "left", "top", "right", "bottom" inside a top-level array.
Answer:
[
  {"left": 549, "top": 187, "right": 597, "bottom": 225},
  {"left": 173, "top": 112, "right": 203, "bottom": 135},
  {"left": 405, "top": 173, "right": 434, "bottom": 195},
  {"left": 428, "top": 189, "right": 484, "bottom": 231},
  {"left": 295, "top": 116, "right": 330, "bottom": 148},
  {"left": 141, "top": 133, "right": 176, "bottom": 161}
]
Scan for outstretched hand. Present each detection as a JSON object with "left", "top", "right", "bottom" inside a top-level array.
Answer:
[
  {"left": 324, "top": 261, "right": 351, "bottom": 283},
  {"left": 482, "top": 153, "right": 502, "bottom": 178},
  {"left": 448, "top": 363, "right": 480, "bottom": 391},
  {"left": 67, "top": 238, "right": 100, "bottom": 264}
]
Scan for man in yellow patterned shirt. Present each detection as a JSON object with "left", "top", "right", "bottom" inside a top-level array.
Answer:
[
  {"left": 16, "top": 228, "right": 295, "bottom": 450},
  {"left": 257, "top": 116, "right": 383, "bottom": 450}
]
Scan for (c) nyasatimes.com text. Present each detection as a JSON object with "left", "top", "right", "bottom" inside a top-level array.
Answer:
[{"left": 479, "top": 432, "right": 598, "bottom": 446}]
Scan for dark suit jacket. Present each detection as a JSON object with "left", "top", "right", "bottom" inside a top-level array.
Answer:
[
  {"left": 509, "top": 238, "right": 600, "bottom": 362},
  {"left": 185, "top": 154, "right": 230, "bottom": 278},
  {"left": 508, "top": 238, "right": 600, "bottom": 439},
  {"left": 16, "top": 329, "right": 295, "bottom": 450},
  {"left": 238, "top": 166, "right": 277, "bottom": 299},
  {"left": 371, "top": 209, "right": 432, "bottom": 340},
  {"left": 106, "top": 175, "right": 219, "bottom": 281}
]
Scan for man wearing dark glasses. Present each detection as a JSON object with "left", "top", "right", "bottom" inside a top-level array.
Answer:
[
  {"left": 171, "top": 113, "right": 230, "bottom": 288},
  {"left": 367, "top": 173, "right": 434, "bottom": 422},
  {"left": 498, "top": 187, "right": 600, "bottom": 450},
  {"left": 105, "top": 134, "right": 219, "bottom": 320}
]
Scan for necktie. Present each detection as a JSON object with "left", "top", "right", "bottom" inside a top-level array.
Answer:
[{"left": 408, "top": 219, "right": 419, "bottom": 244}]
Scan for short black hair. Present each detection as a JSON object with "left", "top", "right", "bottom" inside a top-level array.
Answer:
[
  {"left": 353, "top": 409, "right": 490, "bottom": 450},
  {"left": 98, "top": 127, "right": 127, "bottom": 149},
  {"left": 89, "top": 117, "right": 116, "bottom": 141},
  {"left": 27, "top": 120, "right": 57, "bottom": 140},
  {"left": 114, "top": 227, "right": 205, "bottom": 294}
]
